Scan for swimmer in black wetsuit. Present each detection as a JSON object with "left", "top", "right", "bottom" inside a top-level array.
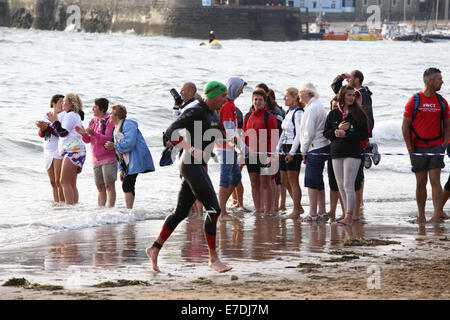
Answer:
[{"left": 146, "top": 81, "right": 232, "bottom": 273}]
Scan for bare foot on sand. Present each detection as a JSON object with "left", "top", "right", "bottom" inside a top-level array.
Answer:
[
  {"left": 440, "top": 212, "right": 450, "bottom": 220},
  {"left": 219, "top": 213, "right": 233, "bottom": 222},
  {"left": 428, "top": 216, "right": 442, "bottom": 224},
  {"left": 209, "top": 258, "right": 232, "bottom": 273},
  {"left": 413, "top": 216, "right": 427, "bottom": 224},
  {"left": 146, "top": 246, "right": 160, "bottom": 272},
  {"left": 238, "top": 206, "right": 252, "bottom": 213},
  {"left": 284, "top": 211, "right": 301, "bottom": 219}
]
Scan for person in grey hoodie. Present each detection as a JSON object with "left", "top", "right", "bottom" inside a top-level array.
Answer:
[{"left": 215, "top": 77, "right": 247, "bottom": 220}]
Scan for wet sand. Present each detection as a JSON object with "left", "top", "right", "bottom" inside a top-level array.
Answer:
[{"left": 0, "top": 205, "right": 449, "bottom": 300}]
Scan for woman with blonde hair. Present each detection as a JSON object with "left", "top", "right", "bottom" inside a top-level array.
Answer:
[
  {"left": 277, "top": 87, "right": 304, "bottom": 219},
  {"left": 47, "top": 92, "right": 86, "bottom": 205}
]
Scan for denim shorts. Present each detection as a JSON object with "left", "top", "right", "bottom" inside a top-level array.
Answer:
[
  {"left": 304, "top": 145, "right": 330, "bottom": 190},
  {"left": 218, "top": 149, "right": 242, "bottom": 188}
]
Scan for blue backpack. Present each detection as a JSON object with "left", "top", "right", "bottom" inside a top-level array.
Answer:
[{"left": 410, "top": 92, "right": 446, "bottom": 146}]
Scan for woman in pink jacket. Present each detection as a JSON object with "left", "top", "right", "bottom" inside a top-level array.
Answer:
[{"left": 77, "top": 98, "right": 117, "bottom": 207}]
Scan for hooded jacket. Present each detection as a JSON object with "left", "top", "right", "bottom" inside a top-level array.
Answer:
[
  {"left": 114, "top": 119, "right": 155, "bottom": 175},
  {"left": 217, "top": 77, "right": 246, "bottom": 150}
]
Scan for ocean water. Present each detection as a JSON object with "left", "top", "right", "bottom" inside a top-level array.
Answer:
[{"left": 0, "top": 27, "right": 449, "bottom": 250}]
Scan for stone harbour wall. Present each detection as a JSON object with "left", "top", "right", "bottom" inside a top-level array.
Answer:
[{"left": 0, "top": 0, "right": 304, "bottom": 41}]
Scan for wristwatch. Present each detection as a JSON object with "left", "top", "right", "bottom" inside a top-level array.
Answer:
[{"left": 189, "top": 146, "right": 195, "bottom": 154}]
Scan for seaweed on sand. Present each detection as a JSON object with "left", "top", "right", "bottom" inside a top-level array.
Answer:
[
  {"left": 92, "top": 280, "right": 151, "bottom": 288},
  {"left": 344, "top": 239, "right": 401, "bottom": 247},
  {"left": 2, "top": 277, "right": 63, "bottom": 291}
]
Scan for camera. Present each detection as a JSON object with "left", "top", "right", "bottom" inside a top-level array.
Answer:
[{"left": 170, "top": 88, "right": 183, "bottom": 107}]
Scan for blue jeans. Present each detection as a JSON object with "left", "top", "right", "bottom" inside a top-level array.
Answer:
[
  {"left": 218, "top": 149, "right": 242, "bottom": 188},
  {"left": 304, "top": 145, "right": 330, "bottom": 190}
]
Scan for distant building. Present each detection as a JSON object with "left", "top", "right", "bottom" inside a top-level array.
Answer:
[
  {"left": 286, "top": 0, "right": 356, "bottom": 13},
  {"left": 282, "top": 0, "right": 449, "bottom": 21},
  {"left": 354, "top": 0, "right": 449, "bottom": 21}
]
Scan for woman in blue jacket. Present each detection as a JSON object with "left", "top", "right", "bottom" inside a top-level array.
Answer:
[{"left": 105, "top": 104, "right": 155, "bottom": 209}]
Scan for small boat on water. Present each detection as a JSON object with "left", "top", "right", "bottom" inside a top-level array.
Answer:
[
  {"left": 348, "top": 24, "right": 378, "bottom": 41},
  {"left": 322, "top": 32, "right": 348, "bottom": 41},
  {"left": 307, "top": 17, "right": 348, "bottom": 41},
  {"left": 423, "top": 28, "right": 450, "bottom": 41},
  {"left": 199, "top": 40, "right": 223, "bottom": 49},
  {"left": 391, "top": 23, "right": 421, "bottom": 41}
]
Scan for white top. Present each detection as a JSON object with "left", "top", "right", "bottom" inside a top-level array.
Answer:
[
  {"left": 299, "top": 97, "right": 330, "bottom": 154},
  {"left": 43, "top": 110, "right": 66, "bottom": 154},
  {"left": 277, "top": 106, "right": 304, "bottom": 155},
  {"left": 58, "top": 111, "right": 83, "bottom": 149},
  {"left": 42, "top": 111, "right": 66, "bottom": 169}
]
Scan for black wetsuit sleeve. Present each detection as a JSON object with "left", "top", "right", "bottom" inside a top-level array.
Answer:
[
  {"left": 331, "top": 75, "right": 344, "bottom": 94},
  {"left": 164, "top": 107, "right": 201, "bottom": 143},
  {"left": 52, "top": 121, "right": 69, "bottom": 137}
]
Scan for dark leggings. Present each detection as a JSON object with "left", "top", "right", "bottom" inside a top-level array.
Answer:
[
  {"left": 156, "top": 163, "right": 221, "bottom": 250},
  {"left": 122, "top": 173, "right": 138, "bottom": 196}
]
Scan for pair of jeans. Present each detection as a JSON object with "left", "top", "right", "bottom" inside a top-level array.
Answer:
[
  {"left": 304, "top": 145, "right": 330, "bottom": 190},
  {"left": 218, "top": 148, "right": 242, "bottom": 188}
]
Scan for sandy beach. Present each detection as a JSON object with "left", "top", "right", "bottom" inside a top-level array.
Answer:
[{"left": 0, "top": 209, "right": 448, "bottom": 301}]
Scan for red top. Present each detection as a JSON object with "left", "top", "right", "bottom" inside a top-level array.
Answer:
[
  {"left": 242, "top": 106, "right": 278, "bottom": 153},
  {"left": 404, "top": 92, "right": 450, "bottom": 148},
  {"left": 218, "top": 98, "right": 238, "bottom": 149}
]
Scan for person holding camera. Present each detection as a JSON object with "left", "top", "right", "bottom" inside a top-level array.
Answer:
[
  {"left": 172, "top": 82, "right": 198, "bottom": 119},
  {"left": 170, "top": 82, "right": 204, "bottom": 216}
]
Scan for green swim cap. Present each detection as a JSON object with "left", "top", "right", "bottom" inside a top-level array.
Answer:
[{"left": 204, "top": 81, "right": 227, "bottom": 99}]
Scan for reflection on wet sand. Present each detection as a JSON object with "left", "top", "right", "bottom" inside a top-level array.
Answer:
[
  {"left": 181, "top": 216, "right": 209, "bottom": 263},
  {"left": 44, "top": 224, "right": 139, "bottom": 271},
  {"left": 417, "top": 224, "right": 445, "bottom": 238},
  {"left": 93, "top": 226, "right": 118, "bottom": 267},
  {"left": 179, "top": 216, "right": 371, "bottom": 262},
  {"left": 37, "top": 212, "right": 448, "bottom": 275},
  {"left": 121, "top": 224, "right": 138, "bottom": 264},
  {"left": 44, "top": 233, "right": 85, "bottom": 271}
]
